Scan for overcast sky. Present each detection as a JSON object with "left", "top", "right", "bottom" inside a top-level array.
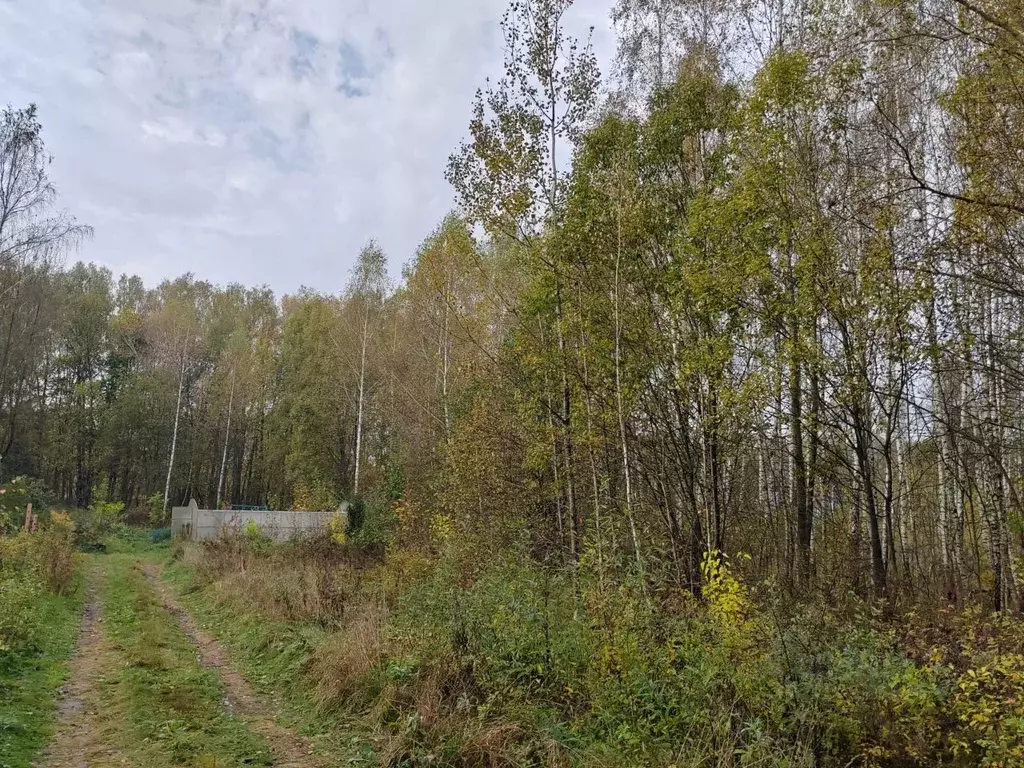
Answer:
[{"left": 0, "top": 0, "right": 616, "bottom": 294}]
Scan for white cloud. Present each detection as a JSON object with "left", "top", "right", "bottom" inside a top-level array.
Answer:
[{"left": 0, "top": 0, "right": 617, "bottom": 294}]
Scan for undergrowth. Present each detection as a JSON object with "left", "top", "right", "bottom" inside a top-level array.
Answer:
[
  {"left": 0, "top": 517, "right": 82, "bottom": 767},
  {"left": 171, "top": 533, "right": 1024, "bottom": 767}
]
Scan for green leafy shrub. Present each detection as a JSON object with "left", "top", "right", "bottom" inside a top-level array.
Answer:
[
  {"left": 147, "top": 491, "right": 165, "bottom": 524},
  {"left": 243, "top": 519, "right": 273, "bottom": 557},
  {"left": 346, "top": 495, "right": 366, "bottom": 537},
  {"left": 0, "top": 519, "right": 78, "bottom": 662},
  {"left": 0, "top": 567, "right": 43, "bottom": 660},
  {"left": 71, "top": 499, "right": 126, "bottom": 550}
]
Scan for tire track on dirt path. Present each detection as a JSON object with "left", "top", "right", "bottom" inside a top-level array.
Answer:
[
  {"left": 140, "top": 563, "right": 332, "bottom": 768},
  {"left": 36, "top": 565, "right": 128, "bottom": 768}
]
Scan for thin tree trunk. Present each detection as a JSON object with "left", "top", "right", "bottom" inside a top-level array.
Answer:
[
  {"left": 791, "top": 326, "right": 811, "bottom": 588},
  {"left": 216, "top": 371, "right": 235, "bottom": 509},
  {"left": 853, "top": 393, "right": 887, "bottom": 599},
  {"left": 354, "top": 302, "right": 369, "bottom": 495},
  {"left": 614, "top": 196, "right": 643, "bottom": 578},
  {"left": 163, "top": 345, "right": 188, "bottom": 517}
]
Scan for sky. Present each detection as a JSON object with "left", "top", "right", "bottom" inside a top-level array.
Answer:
[{"left": 0, "top": 0, "right": 617, "bottom": 295}]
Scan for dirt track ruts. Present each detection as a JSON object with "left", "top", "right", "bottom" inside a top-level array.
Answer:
[
  {"left": 36, "top": 569, "right": 127, "bottom": 768},
  {"left": 141, "top": 563, "right": 332, "bottom": 768}
]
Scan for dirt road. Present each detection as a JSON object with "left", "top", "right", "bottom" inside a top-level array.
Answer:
[{"left": 37, "top": 555, "right": 333, "bottom": 768}]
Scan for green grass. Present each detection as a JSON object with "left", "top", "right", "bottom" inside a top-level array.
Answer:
[
  {"left": 162, "top": 561, "right": 375, "bottom": 764},
  {"left": 103, "top": 525, "right": 172, "bottom": 555},
  {"left": 0, "top": 581, "right": 84, "bottom": 768},
  {"left": 98, "top": 555, "right": 273, "bottom": 767}
]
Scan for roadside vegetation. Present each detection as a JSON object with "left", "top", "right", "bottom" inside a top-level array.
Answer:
[
  {"left": 0, "top": 495, "right": 80, "bottom": 767},
  {"left": 169, "top": 527, "right": 1024, "bottom": 767},
  {"left": 0, "top": 485, "right": 280, "bottom": 768}
]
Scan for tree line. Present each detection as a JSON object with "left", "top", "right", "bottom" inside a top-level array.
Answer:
[{"left": 2, "top": 0, "right": 1023, "bottom": 610}]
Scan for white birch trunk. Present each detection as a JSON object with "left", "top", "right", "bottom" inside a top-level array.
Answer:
[
  {"left": 163, "top": 346, "right": 187, "bottom": 517},
  {"left": 354, "top": 301, "right": 369, "bottom": 495},
  {"left": 216, "top": 371, "right": 235, "bottom": 510}
]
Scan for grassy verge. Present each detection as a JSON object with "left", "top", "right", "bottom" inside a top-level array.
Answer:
[
  {"left": 161, "top": 560, "right": 376, "bottom": 765},
  {"left": 0, "top": 575, "right": 84, "bottom": 768},
  {"left": 97, "top": 555, "right": 273, "bottom": 767}
]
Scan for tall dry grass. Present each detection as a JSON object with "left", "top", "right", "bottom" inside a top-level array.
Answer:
[
  {"left": 180, "top": 533, "right": 558, "bottom": 767},
  {"left": 33, "top": 522, "right": 77, "bottom": 595},
  {"left": 308, "top": 605, "right": 385, "bottom": 708},
  {"left": 180, "top": 532, "right": 374, "bottom": 625}
]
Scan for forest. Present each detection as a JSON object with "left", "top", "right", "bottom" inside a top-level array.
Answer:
[{"left": 2, "top": 0, "right": 1024, "bottom": 765}]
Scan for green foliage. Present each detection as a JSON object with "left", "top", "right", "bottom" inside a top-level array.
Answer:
[
  {"left": 269, "top": 292, "right": 350, "bottom": 511},
  {"left": 346, "top": 496, "right": 366, "bottom": 538},
  {"left": 0, "top": 570, "right": 82, "bottom": 767},
  {"left": 71, "top": 499, "right": 126, "bottom": 550},
  {"left": 0, "top": 568, "right": 43, "bottom": 659},
  {"left": 347, "top": 463, "right": 402, "bottom": 546},
  {"left": 0, "top": 522, "right": 78, "bottom": 658},
  {"left": 329, "top": 511, "right": 348, "bottom": 545},
  {"left": 353, "top": 495, "right": 398, "bottom": 548},
  {"left": 242, "top": 519, "right": 272, "bottom": 557},
  {"left": 146, "top": 491, "right": 165, "bottom": 524},
  {"left": 0, "top": 476, "right": 54, "bottom": 533},
  {"left": 0, "top": 517, "right": 81, "bottom": 765}
]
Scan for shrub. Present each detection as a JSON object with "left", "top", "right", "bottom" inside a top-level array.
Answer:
[
  {"left": 147, "top": 491, "right": 165, "bottom": 524},
  {"left": 30, "top": 519, "right": 77, "bottom": 595},
  {"left": 329, "top": 511, "right": 348, "bottom": 545},
  {"left": 0, "top": 566, "right": 43, "bottom": 659},
  {"left": 0, "top": 520, "right": 78, "bottom": 661},
  {"left": 177, "top": 533, "right": 1024, "bottom": 768},
  {"left": 72, "top": 500, "right": 126, "bottom": 549},
  {"left": 0, "top": 476, "right": 54, "bottom": 533},
  {"left": 346, "top": 496, "right": 366, "bottom": 538},
  {"left": 243, "top": 519, "right": 273, "bottom": 557}
]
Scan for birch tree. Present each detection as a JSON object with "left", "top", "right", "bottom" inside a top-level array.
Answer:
[{"left": 345, "top": 242, "right": 389, "bottom": 496}]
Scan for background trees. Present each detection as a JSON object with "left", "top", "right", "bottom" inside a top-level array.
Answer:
[{"left": 4, "top": 0, "right": 1023, "bottom": 612}]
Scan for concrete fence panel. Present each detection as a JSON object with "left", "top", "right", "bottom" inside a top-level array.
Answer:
[{"left": 171, "top": 499, "right": 344, "bottom": 542}]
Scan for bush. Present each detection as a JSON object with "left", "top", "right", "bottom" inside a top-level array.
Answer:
[
  {"left": 147, "top": 491, "right": 165, "bottom": 524},
  {"left": 346, "top": 496, "right": 366, "bottom": 538},
  {"left": 71, "top": 500, "right": 126, "bottom": 550},
  {"left": 0, "top": 519, "right": 78, "bottom": 662},
  {"left": 356, "top": 497, "right": 399, "bottom": 549},
  {"left": 31, "top": 519, "right": 77, "bottom": 596},
  {"left": 0, "top": 568, "right": 43, "bottom": 659},
  {"left": 177, "top": 534, "right": 1024, "bottom": 767}
]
